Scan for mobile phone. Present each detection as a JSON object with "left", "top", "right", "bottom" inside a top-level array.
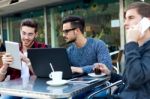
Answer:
[{"left": 138, "top": 17, "right": 150, "bottom": 36}]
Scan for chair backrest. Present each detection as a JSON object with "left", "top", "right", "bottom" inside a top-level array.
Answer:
[
  {"left": 111, "top": 50, "right": 123, "bottom": 74},
  {"left": 116, "top": 50, "right": 123, "bottom": 62},
  {"left": 110, "top": 50, "right": 123, "bottom": 62}
]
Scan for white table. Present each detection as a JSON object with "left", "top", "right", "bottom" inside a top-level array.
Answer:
[{"left": 0, "top": 76, "right": 109, "bottom": 99}]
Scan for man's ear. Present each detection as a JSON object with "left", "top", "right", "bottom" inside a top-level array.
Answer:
[{"left": 75, "top": 28, "right": 81, "bottom": 34}]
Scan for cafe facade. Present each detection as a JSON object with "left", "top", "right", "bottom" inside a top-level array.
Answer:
[{"left": 0, "top": 0, "right": 149, "bottom": 51}]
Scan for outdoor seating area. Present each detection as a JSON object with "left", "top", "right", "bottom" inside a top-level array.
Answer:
[{"left": 0, "top": 0, "right": 150, "bottom": 99}]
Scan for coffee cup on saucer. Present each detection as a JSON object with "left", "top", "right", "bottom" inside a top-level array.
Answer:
[{"left": 49, "top": 71, "right": 63, "bottom": 82}]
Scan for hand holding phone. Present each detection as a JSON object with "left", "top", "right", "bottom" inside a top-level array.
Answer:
[{"left": 138, "top": 17, "right": 150, "bottom": 37}]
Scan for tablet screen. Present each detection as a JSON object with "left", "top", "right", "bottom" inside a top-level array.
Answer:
[{"left": 5, "top": 41, "right": 21, "bottom": 70}]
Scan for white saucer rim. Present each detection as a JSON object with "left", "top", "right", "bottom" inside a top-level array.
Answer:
[
  {"left": 88, "top": 73, "right": 106, "bottom": 78},
  {"left": 46, "top": 80, "right": 68, "bottom": 86}
]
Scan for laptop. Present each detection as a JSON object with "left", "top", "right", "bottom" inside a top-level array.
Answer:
[{"left": 27, "top": 48, "right": 73, "bottom": 79}]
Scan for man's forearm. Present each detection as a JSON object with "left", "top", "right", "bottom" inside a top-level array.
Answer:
[{"left": 0, "top": 65, "right": 8, "bottom": 81}]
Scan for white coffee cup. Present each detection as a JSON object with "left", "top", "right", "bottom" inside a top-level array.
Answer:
[{"left": 49, "top": 71, "right": 63, "bottom": 81}]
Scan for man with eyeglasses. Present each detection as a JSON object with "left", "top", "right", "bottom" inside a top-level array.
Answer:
[
  {"left": 62, "top": 15, "right": 112, "bottom": 98},
  {"left": 0, "top": 18, "right": 47, "bottom": 99},
  {"left": 0, "top": 18, "right": 48, "bottom": 80},
  {"left": 62, "top": 15, "right": 112, "bottom": 75}
]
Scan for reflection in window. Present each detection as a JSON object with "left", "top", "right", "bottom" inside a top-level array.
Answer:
[
  {"left": 1, "top": 0, "right": 121, "bottom": 52},
  {"left": 47, "top": 0, "right": 120, "bottom": 51},
  {"left": 2, "top": 9, "right": 45, "bottom": 43}
]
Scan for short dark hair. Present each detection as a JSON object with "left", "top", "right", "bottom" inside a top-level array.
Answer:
[
  {"left": 126, "top": 2, "right": 150, "bottom": 17},
  {"left": 62, "top": 15, "right": 85, "bottom": 33},
  {"left": 21, "top": 18, "right": 38, "bottom": 32}
]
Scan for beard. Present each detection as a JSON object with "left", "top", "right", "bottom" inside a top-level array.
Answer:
[
  {"left": 22, "top": 40, "right": 34, "bottom": 48},
  {"left": 66, "top": 38, "right": 76, "bottom": 44}
]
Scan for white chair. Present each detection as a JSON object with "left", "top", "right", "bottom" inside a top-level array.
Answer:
[{"left": 110, "top": 50, "right": 123, "bottom": 74}]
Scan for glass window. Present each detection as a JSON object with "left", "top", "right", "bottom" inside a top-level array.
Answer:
[
  {"left": 2, "top": 18, "right": 7, "bottom": 42},
  {"left": 1, "top": 0, "right": 120, "bottom": 51},
  {"left": 2, "top": 8, "right": 45, "bottom": 43},
  {"left": 47, "top": 0, "right": 120, "bottom": 51},
  {"left": 0, "top": 18, "right": 1, "bottom": 41}
]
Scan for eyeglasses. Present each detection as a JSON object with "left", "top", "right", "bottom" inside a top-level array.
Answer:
[{"left": 62, "top": 28, "right": 76, "bottom": 34}]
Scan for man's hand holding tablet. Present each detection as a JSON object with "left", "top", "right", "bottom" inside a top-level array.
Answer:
[{"left": 5, "top": 41, "right": 21, "bottom": 70}]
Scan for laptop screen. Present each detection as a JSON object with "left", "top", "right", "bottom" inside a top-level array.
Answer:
[{"left": 27, "top": 48, "right": 72, "bottom": 79}]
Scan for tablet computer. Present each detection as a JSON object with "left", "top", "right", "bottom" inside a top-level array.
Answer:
[{"left": 5, "top": 41, "right": 21, "bottom": 70}]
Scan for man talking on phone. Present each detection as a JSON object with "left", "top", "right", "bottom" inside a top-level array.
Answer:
[
  {"left": 93, "top": 2, "right": 150, "bottom": 99},
  {"left": 121, "top": 2, "right": 150, "bottom": 98}
]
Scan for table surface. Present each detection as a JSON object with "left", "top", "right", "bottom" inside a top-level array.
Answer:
[{"left": 0, "top": 75, "right": 109, "bottom": 99}]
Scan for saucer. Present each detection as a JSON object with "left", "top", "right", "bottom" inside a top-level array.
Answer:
[
  {"left": 88, "top": 73, "right": 106, "bottom": 78},
  {"left": 46, "top": 80, "right": 69, "bottom": 86}
]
